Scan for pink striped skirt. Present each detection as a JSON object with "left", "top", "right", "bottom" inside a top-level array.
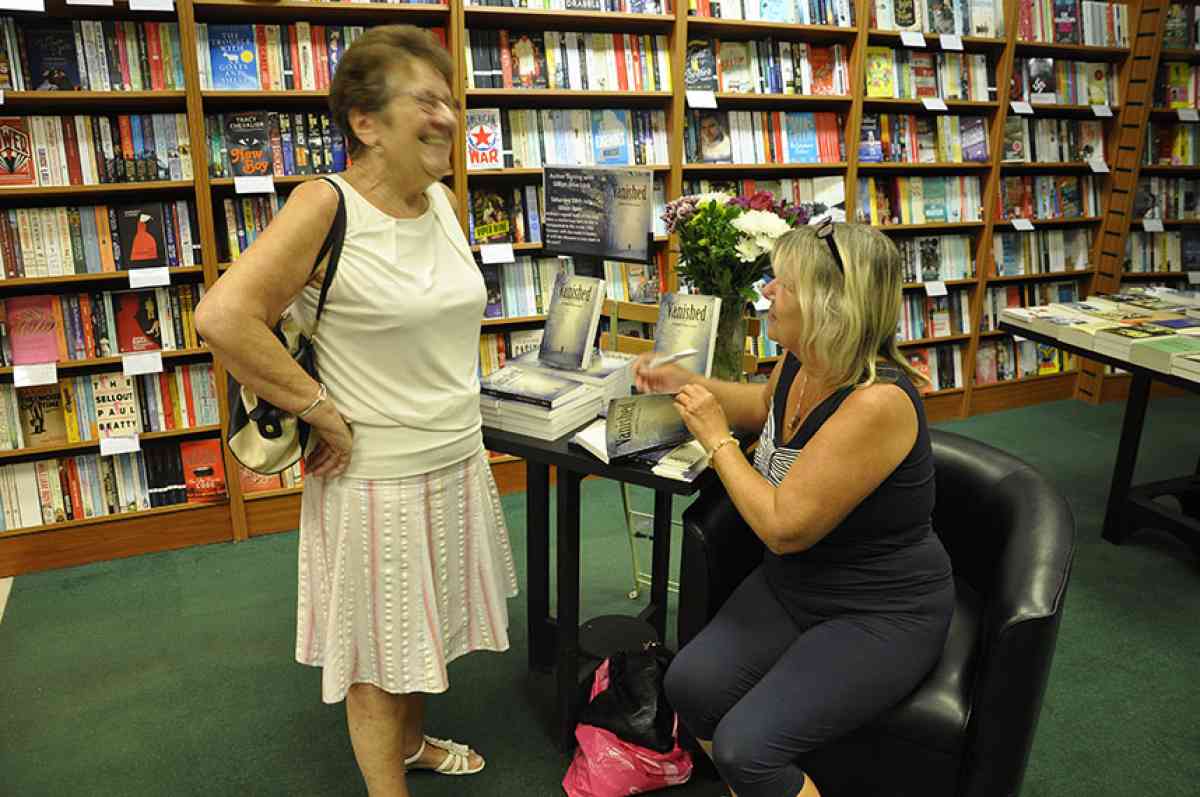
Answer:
[{"left": 295, "top": 449, "right": 518, "bottom": 703}]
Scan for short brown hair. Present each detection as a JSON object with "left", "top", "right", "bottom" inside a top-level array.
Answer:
[{"left": 328, "top": 25, "right": 453, "bottom": 156}]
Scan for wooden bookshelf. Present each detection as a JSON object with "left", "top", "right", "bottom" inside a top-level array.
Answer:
[{"left": 0, "top": 0, "right": 1166, "bottom": 574}]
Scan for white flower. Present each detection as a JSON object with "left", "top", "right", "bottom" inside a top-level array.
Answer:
[
  {"left": 733, "top": 209, "right": 791, "bottom": 241},
  {"left": 694, "top": 192, "right": 731, "bottom": 208},
  {"left": 735, "top": 238, "right": 765, "bottom": 263}
]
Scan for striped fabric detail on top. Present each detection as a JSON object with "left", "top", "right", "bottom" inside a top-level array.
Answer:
[
  {"left": 295, "top": 449, "right": 518, "bottom": 704},
  {"left": 753, "top": 406, "right": 802, "bottom": 487}
]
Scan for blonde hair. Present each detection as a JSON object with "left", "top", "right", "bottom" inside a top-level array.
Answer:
[
  {"left": 328, "top": 25, "right": 453, "bottom": 156},
  {"left": 769, "top": 223, "right": 930, "bottom": 390}
]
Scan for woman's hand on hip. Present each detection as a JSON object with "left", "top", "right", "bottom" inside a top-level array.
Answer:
[
  {"left": 674, "top": 384, "right": 731, "bottom": 452},
  {"left": 305, "top": 402, "right": 353, "bottom": 478}
]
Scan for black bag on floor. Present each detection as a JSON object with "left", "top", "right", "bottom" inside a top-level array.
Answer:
[{"left": 578, "top": 642, "right": 676, "bottom": 754}]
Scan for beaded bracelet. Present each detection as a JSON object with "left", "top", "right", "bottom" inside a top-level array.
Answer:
[{"left": 708, "top": 436, "right": 737, "bottom": 458}]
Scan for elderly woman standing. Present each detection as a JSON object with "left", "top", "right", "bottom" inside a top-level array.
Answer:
[{"left": 195, "top": 26, "right": 517, "bottom": 797}]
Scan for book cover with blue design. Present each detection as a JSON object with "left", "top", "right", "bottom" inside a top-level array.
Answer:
[
  {"left": 604, "top": 394, "right": 691, "bottom": 460},
  {"left": 207, "top": 25, "right": 259, "bottom": 91},
  {"left": 591, "top": 110, "right": 633, "bottom": 165},
  {"left": 653, "top": 293, "right": 722, "bottom": 377},
  {"left": 539, "top": 273, "right": 606, "bottom": 371},
  {"left": 24, "top": 23, "right": 82, "bottom": 90}
]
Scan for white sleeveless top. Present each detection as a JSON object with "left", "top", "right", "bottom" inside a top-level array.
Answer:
[{"left": 291, "top": 174, "right": 486, "bottom": 479}]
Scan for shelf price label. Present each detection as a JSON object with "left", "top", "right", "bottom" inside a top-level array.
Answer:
[
  {"left": 0, "top": 1, "right": 45, "bottom": 10},
  {"left": 685, "top": 90, "right": 718, "bottom": 109},
  {"left": 129, "top": 267, "right": 171, "bottom": 289},
  {"left": 1091, "top": 104, "right": 1113, "bottom": 117},
  {"left": 1178, "top": 108, "right": 1200, "bottom": 122},
  {"left": 1142, "top": 218, "right": 1165, "bottom": 232},
  {"left": 1011, "top": 218, "right": 1035, "bottom": 231},
  {"left": 129, "top": 0, "right": 173, "bottom": 10},
  {"left": 100, "top": 436, "right": 141, "bottom": 456},
  {"left": 66, "top": 0, "right": 114, "bottom": 6},
  {"left": 1010, "top": 101, "right": 1034, "bottom": 115},
  {"left": 479, "top": 243, "right": 515, "bottom": 264},
  {"left": 939, "top": 34, "right": 964, "bottom": 51},
  {"left": 924, "top": 280, "right": 948, "bottom": 297},
  {"left": 921, "top": 96, "right": 948, "bottom": 112},
  {"left": 123, "top": 351, "right": 164, "bottom": 377},
  {"left": 1013, "top": 335, "right": 1028, "bottom": 343},
  {"left": 235, "top": 175, "right": 275, "bottom": 195},
  {"left": 13, "top": 362, "right": 57, "bottom": 388},
  {"left": 900, "top": 31, "right": 927, "bottom": 48},
  {"left": 1088, "top": 159, "right": 1110, "bottom": 174},
  {"left": 1189, "top": 272, "right": 1200, "bottom": 285}
]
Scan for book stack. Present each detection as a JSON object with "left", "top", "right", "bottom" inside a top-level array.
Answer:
[
  {"left": 508, "top": 348, "right": 636, "bottom": 413},
  {"left": 479, "top": 366, "right": 605, "bottom": 440}
]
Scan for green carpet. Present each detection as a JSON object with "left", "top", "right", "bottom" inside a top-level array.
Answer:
[{"left": 1, "top": 396, "right": 1198, "bottom": 796}]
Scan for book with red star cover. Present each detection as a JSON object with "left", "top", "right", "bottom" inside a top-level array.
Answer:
[{"left": 465, "top": 108, "right": 503, "bottom": 170}]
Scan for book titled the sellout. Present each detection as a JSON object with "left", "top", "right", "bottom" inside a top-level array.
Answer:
[
  {"left": 538, "top": 273, "right": 606, "bottom": 371},
  {"left": 572, "top": 394, "right": 690, "bottom": 464}
]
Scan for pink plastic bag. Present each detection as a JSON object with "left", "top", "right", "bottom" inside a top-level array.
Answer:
[{"left": 562, "top": 659, "right": 694, "bottom": 797}]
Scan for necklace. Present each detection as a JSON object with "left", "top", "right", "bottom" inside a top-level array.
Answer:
[{"left": 786, "top": 369, "right": 810, "bottom": 435}]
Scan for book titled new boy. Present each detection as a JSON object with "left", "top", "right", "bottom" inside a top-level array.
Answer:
[
  {"left": 653, "top": 293, "right": 722, "bottom": 377},
  {"left": 539, "top": 273, "right": 606, "bottom": 371}
]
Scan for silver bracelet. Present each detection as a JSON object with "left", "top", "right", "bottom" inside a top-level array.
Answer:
[{"left": 297, "top": 382, "right": 327, "bottom": 419}]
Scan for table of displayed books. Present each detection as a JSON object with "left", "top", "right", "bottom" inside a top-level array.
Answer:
[
  {"left": 479, "top": 270, "right": 727, "bottom": 751},
  {"left": 998, "top": 286, "right": 1200, "bottom": 555}
]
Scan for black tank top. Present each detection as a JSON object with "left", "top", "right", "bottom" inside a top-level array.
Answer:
[{"left": 754, "top": 355, "right": 952, "bottom": 616}]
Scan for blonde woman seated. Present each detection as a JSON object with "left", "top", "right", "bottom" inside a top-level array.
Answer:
[{"left": 633, "top": 223, "right": 954, "bottom": 797}]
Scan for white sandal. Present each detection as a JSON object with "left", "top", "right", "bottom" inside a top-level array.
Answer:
[{"left": 403, "top": 735, "right": 485, "bottom": 776}]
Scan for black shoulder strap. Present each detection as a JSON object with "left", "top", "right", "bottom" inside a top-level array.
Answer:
[{"left": 312, "top": 176, "right": 347, "bottom": 328}]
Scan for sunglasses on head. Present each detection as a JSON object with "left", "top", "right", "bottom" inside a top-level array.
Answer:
[{"left": 815, "top": 219, "right": 846, "bottom": 276}]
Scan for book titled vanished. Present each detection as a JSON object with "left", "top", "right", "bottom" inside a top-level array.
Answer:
[
  {"left": 542, "top": 167, "right": 655, "bottom": 262},
  {"left": 480, "top": 365, "right": 590, "bottom": 409},
  {"left": 539, "top": 273, "right": 606, "bottom": 371},
  {"left": 572, "top": 394, "right": 691, "bottom": 464},
  {"left": 653, "top": 293, "right": 722, "bottom": 377}
]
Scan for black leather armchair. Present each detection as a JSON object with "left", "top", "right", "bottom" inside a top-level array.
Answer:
[{"left": 676, "top": 429, "right": 1076, "bottom": 797}]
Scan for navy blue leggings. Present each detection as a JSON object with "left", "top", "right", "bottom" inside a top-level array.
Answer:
[{"left": 664, "top": 566, "right": 953, "bottom": 797}]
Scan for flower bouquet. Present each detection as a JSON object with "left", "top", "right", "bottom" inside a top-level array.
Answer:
[{"left": 660, "top": 191, "right": 810, "bottom": 379}]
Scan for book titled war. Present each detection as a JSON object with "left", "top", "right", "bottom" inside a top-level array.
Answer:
[
  {"left": 465, "top": 108, "right": 503, "bottom": 170},
  {"left": 654, "top": 294, "right": 722, "bottom": 377},
  {"left": 539, "top": 272, "right": 606, "bottom": 371}
]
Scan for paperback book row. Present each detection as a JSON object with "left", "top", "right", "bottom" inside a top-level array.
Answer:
[
  {"left": 904, "top": 343, "right": 965, "bottom": 392},
  {"left": 1, "top": 285, "right": 204, "bottom": 366},
  {"left": 895, "top": 235, "right": 976, "bottom": 282},
  {"left": 1155, "top": 62, "right": 1200, "bottom": 109},
  {"left": 0, "top": 114, "right": 192, "bottom": 188},
  {"left": 220, "top": 194, "right": 284, "bottom": 262},
  {"left": 687, "top": 0, "right": 854, "bottom": 25},
  {"left": 197, "top": 22, "right": 388, "bottom": 91},
  {"left": 0, "top": 18, "right": 185, "bottom": 92},
  {"left": 684, "top": 110, "right": 844, "bottom": 165},
  {"left": 993, "top": 228, "right": 1091, "bottom": 275},
  {"left": 998, "top": 174, "right": 1101, "bottom": 220},
  {"left": 682, "top": 176, "right": 846, "bottom": 222},
  {"left": 0, "top": 439, "right": 226, "bottom": 531},
  {"left": 855, "top": 175, "right": 985, "bottom": 225},
  {"left": 1128, "top": 176, "right": 1200, "bottom": 220},
  {"left": 868, "top": 0, "right": 1005, "bottom": 36},
  {"left": 479, "top": 329, "right": 545, "bottom": 379},
  {"left": 1143, "top": 122, "right": 1200, "bottom": 167},
  {"left": 206, "top": 110, "right": 348, "bottom": 179},
  {"left": 1001, "top": 117, "right": 1105, "bottom": 164},
  {"left": 898, "top": 288, "right": 973, "bottom": 342},
  {"left": 858, "top": 113, "right": 989, "bottom": 163},
  {"left": 464, "top": 29, "right": 672, "bottom": 91},
  {"left": 603, "top": 257, "right": 664, "bottom": 304},
  {"left": 1164, "top": 2, "right": 1200, "bottom": 50},
  {"left": 999, "top": 287, "right": 1200, "bottom": 381},
  {"left": 239, "top": 461, "right": 304, "bottom": 494},
  {"left": 975, "top": 336, "right": 1071, "bottom": 384},
  {"left": 746, "top": 310, "right": 781, "bottom": 359},
  {"left": 467, "top": 179, "right": 667, "bottom": 245},
  {"left": 1125, "top": 230, "right": 1200, "bottom": 275},
  {"left": 981, "top": 280, "right": 1088, "bottom": 330},
  {"left": 683, "top": 39, "right": 850, "bottom": 96},
  {"left": 0, "top": 200, "right": 199, "bottom": 279},
  {"left": 466, "top": 0, "right": 670, "bottom": 10},
  {"left": 0, "top": 365, "right": 218, "bottom": 450},
  {"left": 1010, "top": 0, "right": 1128, "bottom": 46},
  {"left": 864, "top": 47, "right": 993, "bottom": 101},
  {"left": 1010, "top": 58, "right": 1119, "bottom": 105},
  {"left": 465, "top": 108, "right": 668, "bottom": 170},
  {"left": 481, "top": 256, "right": 574, "bottom": 319}
]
